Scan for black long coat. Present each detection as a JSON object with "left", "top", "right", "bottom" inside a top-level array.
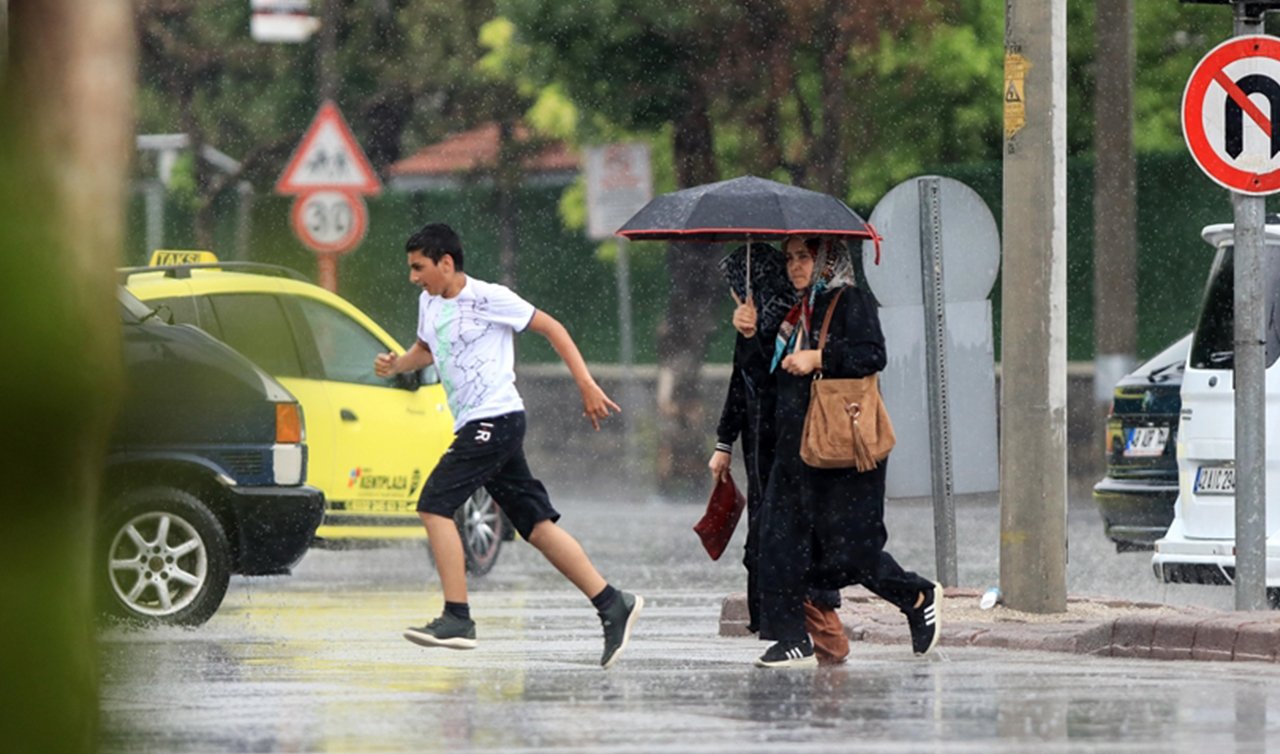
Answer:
[{"left": 751, "top": 285, "right": 931, "bottom": 642}]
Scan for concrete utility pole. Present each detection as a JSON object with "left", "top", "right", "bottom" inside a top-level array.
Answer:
[
  {"left": 999, "top": 0, "right": 1069, "bottom": 613},
  {"left": 1092, "top": 0, "right": 1137, "bottom": 426}
]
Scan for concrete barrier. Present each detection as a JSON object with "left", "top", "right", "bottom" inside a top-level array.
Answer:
[{"left": 515, "top": 362, "right": 1105, "bottom": 498}]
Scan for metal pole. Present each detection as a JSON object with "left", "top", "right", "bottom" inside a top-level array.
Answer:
[
  {"left": 1231, "top": 0, "right": 1268, "bottom": 614},
  {"left": 144, "top": 179, "right": 164, "bottom": 254},
  {"left": 917, "top": 177, "right": 958, "bottom": 587},
  {"left": 234, "top": 181, "right": 253, "bottom": 261},
  {"left": 999, "top": 0, "right": 1069, "bottom": 613}
]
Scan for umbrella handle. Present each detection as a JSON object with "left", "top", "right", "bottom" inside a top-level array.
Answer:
[{"left": 745, "top": 234, "right": 752, "bottom": 303}]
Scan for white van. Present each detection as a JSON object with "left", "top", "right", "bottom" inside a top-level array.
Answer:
[{"left": 1151, "top": 220, "right": 1280, "bottom": 606}]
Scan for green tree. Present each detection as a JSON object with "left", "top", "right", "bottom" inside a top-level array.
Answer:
[
  {"left": 502, "top": 0, "right": 1004, "bottom": 491},
  {"left": 0, "top": 1, "right": 135, "bottom": 751},
  {"left": 1068, "top": 0, "right": 1232, "bottom": 156}
]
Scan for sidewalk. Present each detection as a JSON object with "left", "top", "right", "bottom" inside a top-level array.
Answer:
[{"left": 719, "top": 587, "right": 1280, "bottom": 663}]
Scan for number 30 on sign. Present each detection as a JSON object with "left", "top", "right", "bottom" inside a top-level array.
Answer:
[{"left": 290, "top": 190, "right": 368, "bottom": 254}]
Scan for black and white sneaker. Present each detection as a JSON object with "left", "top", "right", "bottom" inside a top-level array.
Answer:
[
  {"left": 599, "top": 591, "right": 644, "bottom": 668},
  {"left": 906, "top": 581, "right": 942, "bottom": 656},
  {"left": 755, "top": 638, "right": 818, "bottom": 668},
  {"left": 404, "top": 613, "right": 477, "bottom": 650}
]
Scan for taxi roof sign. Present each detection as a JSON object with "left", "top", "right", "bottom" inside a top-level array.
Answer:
[{"left": 149, "top": 250, "right": 220, "bottom": 266}]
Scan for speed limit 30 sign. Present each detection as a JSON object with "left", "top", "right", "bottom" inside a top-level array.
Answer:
[
  {"left": 1183, "top": 35, "right": 1280, "bottom": 195},
  {"left": 290, "top": 190, "right": 368, "bottom": 254}
]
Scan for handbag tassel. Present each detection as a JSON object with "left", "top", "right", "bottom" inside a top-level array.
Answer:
[{"left": 847, "top": 405, "right": 876, "bottom": 473}]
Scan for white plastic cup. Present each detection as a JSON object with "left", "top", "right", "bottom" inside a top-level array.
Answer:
[{"left": 980, "top": 587, "right": 1001, "bottom": 610}]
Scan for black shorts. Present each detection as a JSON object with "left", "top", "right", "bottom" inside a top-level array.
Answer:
[{"left": 418, "top": 411, "right": 560, "bottom": 539}]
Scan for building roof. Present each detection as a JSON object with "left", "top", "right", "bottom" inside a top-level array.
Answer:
[{"left": 388, "top": 122, "right": 578, "bottom": 178}]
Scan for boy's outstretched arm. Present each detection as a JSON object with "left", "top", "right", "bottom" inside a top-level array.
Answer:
[
  {"left": 527, "top": 310, "right": 620, "bottom": 430},
  {"left": 374, "top": 340, "right": 434, "bottom": 377}
]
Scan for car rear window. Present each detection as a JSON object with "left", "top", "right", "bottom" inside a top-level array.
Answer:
[
  {"left": 1189, "top": 244, "right": 1280, "bottom": 370},
  {"left": 206, "top": 294, "right": 305, "bottom": 378}
]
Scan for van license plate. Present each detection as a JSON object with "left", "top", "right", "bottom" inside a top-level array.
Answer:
[
  {"left": 1125, "top": 426, "right": 1170, "bottom": 457},
  {"left": 1195, "top": 465, "right": 1236, "bottom": 495}
]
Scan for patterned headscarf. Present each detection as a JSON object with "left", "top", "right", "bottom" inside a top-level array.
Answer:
[
  {"left": 771, "top": 237, "right": 855, "bottom": 372},
  {"left": 717, "top": 242, "right": 796, "bottom": 341}
]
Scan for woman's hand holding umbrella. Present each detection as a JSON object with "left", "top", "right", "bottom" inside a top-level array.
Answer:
[{"left": 729, "top": 290, "right": 758, "bottom": 338}]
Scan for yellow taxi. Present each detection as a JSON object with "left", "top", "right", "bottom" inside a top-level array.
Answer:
[{"left": 121, "top": 251, "right": 510, "bottom": 574}]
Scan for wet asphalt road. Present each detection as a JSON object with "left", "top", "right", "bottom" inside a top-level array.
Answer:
[{"left": 98, "top": 489, "right": 1275, "bottom": 752}]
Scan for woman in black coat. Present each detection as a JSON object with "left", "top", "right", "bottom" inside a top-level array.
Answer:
[
  {"left": 745, "top": 236, "right": 943, "bottom": 669},
  {"left": 708, "top": 243, "right": 845, "bottom": 663}
]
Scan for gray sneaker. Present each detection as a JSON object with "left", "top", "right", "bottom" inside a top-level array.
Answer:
[
  {"left": 404, "top": 612, "right": 477, "bottom": 649},
  {"left": 599, "top": 591, "right": 644, "bottom": 668}
]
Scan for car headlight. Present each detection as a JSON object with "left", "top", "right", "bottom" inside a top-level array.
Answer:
[{"left": 272, "top": 444, "right": 304, "bottom": 485}]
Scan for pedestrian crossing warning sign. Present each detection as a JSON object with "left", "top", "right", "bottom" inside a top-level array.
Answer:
[
  {"left": 275, "top": 101, "right": 382, "bottom": 195},
  {"left": 1004, "top": 53, "right": 1030, "bottom": 140}
]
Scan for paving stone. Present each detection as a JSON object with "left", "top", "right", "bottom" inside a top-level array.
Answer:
[
  {"left": 1191, "top": 618, "right": 1243, "bottom": 663},
  {"left": 1149, "top": 615, "right": 1207, "bottom": 661},
  {"left": 1233, "top": 621, "right": 1280, "bottom": 663},
  {"left": 1109, "top": 615, "right": 1157, "bottom": 659}
]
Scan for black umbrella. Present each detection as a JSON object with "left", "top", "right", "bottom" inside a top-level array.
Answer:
[{"left": 616, "top": 175, "right": 879, "bottom": 248}]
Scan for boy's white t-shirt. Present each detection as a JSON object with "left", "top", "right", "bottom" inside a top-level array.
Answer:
[{"left": 417, "top": 276, "right": 536, "bottom": 432}]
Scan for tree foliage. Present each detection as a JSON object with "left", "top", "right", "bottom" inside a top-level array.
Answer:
[{"left": 1, "top": 1, "right": 135, "bottom": 751}]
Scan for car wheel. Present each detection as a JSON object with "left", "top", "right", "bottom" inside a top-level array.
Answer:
[
  {"left": 455, "top": 488, "right": 504, "bottom": 576},
  {"left": 99, "top": 486, "right": 231, "bottom": 626},
  {"left": 1268, "top": 588, "right": 1280, "bottom": 610}
]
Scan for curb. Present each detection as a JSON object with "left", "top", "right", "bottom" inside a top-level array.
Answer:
[{"left": 718, "top": 587, "right": 1280, "bottom": 663}]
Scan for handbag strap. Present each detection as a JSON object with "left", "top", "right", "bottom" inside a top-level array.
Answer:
[{"left": 813, "top": 286, "right": 848, "bottom": 377}]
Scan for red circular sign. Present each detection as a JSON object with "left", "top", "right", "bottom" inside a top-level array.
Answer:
[
  {"left": 1183, "top": 35, "right": 1280, "bottom": 195},
  {"left": 290, "top": 191, "right": 368, "bottom": 254}
]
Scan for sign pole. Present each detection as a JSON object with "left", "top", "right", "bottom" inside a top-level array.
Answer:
[
  {"left": 1231, "top": 1, "right": 1268, "bottom": 612},
  {"left": 275, "top": 102, "right": 381, "bottom": 291},
  {"left": 917, "top": 177, "right": 958, "bottom": 587},
  {"left": 584, "top": 143, "right": 653, "bottom": 486}
]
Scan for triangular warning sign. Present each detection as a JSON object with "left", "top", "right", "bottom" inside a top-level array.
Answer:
[
  {"left": 275, "top": 101, "right": 382, "bottom": 195},
  {"left": 1005, "top": 82, "right": 1022, "bottom": 103}
]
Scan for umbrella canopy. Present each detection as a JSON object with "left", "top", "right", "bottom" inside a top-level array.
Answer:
[{"left": 617, "top": 175, "right": 879, "bottom": 244}]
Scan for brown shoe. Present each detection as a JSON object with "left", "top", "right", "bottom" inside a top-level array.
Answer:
[{"left": 803, "top": 599, "right": 849, "bottom": 665}]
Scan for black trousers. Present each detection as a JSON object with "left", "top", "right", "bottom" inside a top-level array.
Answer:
[{"left": 757, "top": 455, "right": 933, "bottom": 643}]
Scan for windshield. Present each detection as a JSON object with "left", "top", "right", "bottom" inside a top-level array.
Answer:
[
  {"left": 117, "top": 286, "right": 157, "bottom": 324},
  {"left": 1189, "top": 244, "right": 1280, "bottom": 370}
]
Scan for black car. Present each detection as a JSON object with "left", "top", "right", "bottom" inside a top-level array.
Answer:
[
  {"left": 99, "top": 289, "right": 325, "bottom": 625},
  {"left": 1092, "top": 334, "right": 1191, "bottom": 552}
]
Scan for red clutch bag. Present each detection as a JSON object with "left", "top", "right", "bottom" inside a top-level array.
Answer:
[{"left": 693, "top": 473, "right": 746, "bottom": 561}]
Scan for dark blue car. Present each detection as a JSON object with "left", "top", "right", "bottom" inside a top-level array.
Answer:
[
  {"left": 99, "top": 289, "right": 324, "bottom": 625},
  {"left": 1092, "top": 334, "right": 1191, "bottom": 552}
]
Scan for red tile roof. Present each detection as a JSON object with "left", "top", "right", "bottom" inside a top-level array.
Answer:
[{"left": 389, "top": 122, "right": 578, "bottom": 177}]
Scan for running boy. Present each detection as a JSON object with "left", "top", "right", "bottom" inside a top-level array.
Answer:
[{"left": 374, "top": 223, "right": 643, "bottom": 668}]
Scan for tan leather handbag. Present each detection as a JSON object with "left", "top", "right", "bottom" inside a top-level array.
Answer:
[{"left": 799, "top": 288, "right": 895, "bottom": 471}]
